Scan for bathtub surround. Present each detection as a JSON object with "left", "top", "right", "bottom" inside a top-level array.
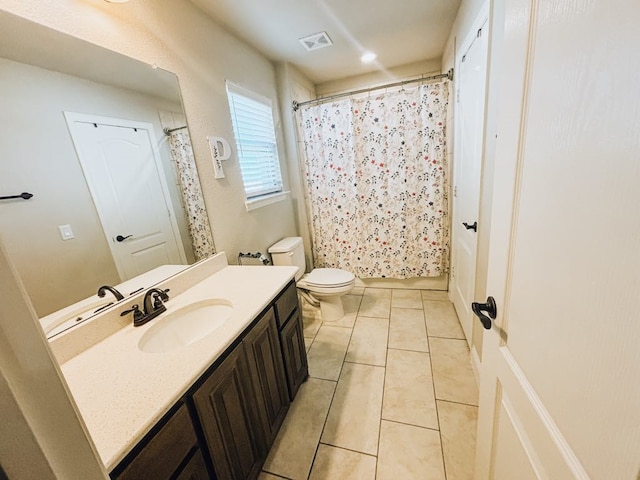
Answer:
[{"left": 299, "top": 82, "right": 450, "bottom": 279}]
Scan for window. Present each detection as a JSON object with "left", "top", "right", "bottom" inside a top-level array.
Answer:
[{"left": 226, "top": 83, "right": 283, "bottom": 201}]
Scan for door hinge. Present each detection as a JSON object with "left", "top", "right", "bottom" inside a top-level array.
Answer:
[{"left": 453, "top": 185, "right": 458, "bottom": 197}]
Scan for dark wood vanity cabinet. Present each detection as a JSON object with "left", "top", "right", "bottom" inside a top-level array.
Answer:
[
  {"left": 111, "top": 280, "right": 308, "bottom": 480},
  {"left": 274, "top": 281, "right": 309, "bottom": 400},
  {"left": 193, "top": 306, "right": 290, "bottom": 480},
  {"left": 192, "top": 341, "right": 264, "bottom": 480},
  {"left": 279, "top": 309, "right": 308, "bottom": 400},
  {"left": 243, "top": 307, "right": 290, "bottom": 446},
  {"left": 111, "top": 403, "right": 205, "bottom": 480}
]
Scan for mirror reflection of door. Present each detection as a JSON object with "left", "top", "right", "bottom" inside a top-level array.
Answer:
[
  {"left": 65, "top": 113, "right": 187, "bottom": 281},
  {"left": 451, "top": 20, "right": 489, "bottom": 345}
]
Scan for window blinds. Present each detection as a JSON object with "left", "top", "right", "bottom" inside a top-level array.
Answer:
[{"left": 226, "top": 84, "right": 283, "bottom": 199}]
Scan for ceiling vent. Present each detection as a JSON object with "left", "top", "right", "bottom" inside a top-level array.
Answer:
[{"left": 298, "top": 32, "right": 333, "bottom": 52}]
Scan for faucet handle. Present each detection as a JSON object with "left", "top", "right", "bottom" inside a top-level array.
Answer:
[
  {"left": 152, "top": 293, "right": 166, "bottom": 309},
  {"left": 120, "top": 304, "right": 144, "bottom": 323}
]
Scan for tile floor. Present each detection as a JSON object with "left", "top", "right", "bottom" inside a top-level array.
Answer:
[{"left": 260, "top": 288, "right": 478, "bottom": 480}]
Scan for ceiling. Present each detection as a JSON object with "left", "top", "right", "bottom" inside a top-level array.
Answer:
[{"left": 189, "top": 0, "right": 462, "bottom": 84}]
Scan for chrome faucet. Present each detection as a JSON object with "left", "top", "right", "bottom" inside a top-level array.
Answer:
[
  {"left": 97, "top": 285, "right": 124, "bottom": 301},
  {"left": 120, "top": 288, "right": 170, "bottom": 327}
]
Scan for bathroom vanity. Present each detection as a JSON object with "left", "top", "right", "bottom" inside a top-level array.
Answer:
[{"left": 50, "top": 255, "right": 307, "bottom": 480}]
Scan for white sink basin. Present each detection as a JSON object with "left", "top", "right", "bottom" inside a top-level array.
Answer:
[{"left": 138, "top": 299, "right": 233, "bottom": 353}]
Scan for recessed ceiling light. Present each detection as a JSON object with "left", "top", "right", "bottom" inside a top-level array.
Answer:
[{"left": 361, "top": 52, "right": 377, "bottom": 64}]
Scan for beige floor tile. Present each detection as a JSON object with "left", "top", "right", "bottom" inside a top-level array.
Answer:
[
  {"left": 345, "top": 316, "right": 389, "bottom": 366},
  {"left": 358, "top": 288, "right": 391, "bottom": 318},
  {"left": 304, "top": 336, "right": 314, "bottom": 352},
  {"left": 388, "top": 308, "right": 429, "bottom": 352},
  {"left": 302, "top": 301, "right": 323, "bottom": 338},
  {"left": 391, "top": 289, "right": 423, "bottom": 309},
  {"left": 377, "top": 420, "right": 446, "bottom": 480},
  {"left": 350, "top": 286, "right": 365, "bottom": 296},
  {"left": 258, "top": 473, "right": 289, "bottom": 480},
  {"left": 307, "top": 326, "right": 352, "bottom": 381},
  {"left": 321, "top": 362, "right": 385, "bottom": 455},
  {"left": 330, "top": 294, "right": 362, "bottom": 328},
  {"left": 437, "top": 400, "right": 478, "bottom": 480},
  {"left": 421, "top": 290, "right": 450, "bottom": 302},
  {"left": 429, "top": 338, "right": 478, "bottom": 405},
  {"left": 424, "top": 300, "right": 465, "bottom": 339},
  {"left": 382, "top": 349, "right": 438, "bottom": 429},
  {"left": 308, "top": 444, "right": 376, "bottom": 480},
  {"left": 262, "top": 378, "right": 336, "bottom": 480}
]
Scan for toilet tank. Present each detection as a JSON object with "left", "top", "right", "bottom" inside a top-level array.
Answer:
[{"left": 268, "top": 237, "right": 305, "bottom": 281}]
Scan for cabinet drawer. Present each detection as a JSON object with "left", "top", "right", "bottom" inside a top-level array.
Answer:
[
  {"left": 274, "top": 281, "right": 299, "bottom": 328},
  {"left": 114, "top": 403, "right": 197, "bottom": 480}
]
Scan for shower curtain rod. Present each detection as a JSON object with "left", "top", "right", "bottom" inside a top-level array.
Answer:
[
  {"left": 292, "top": 68, "right": 453, "bottom": 112},
  {"left": 163, "top": 125, "right": 188, "bottom": 135}
]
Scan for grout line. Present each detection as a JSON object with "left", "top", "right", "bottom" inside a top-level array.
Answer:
[
  {"left": 375, "top": 306, "right": 392, "bottom": 480},
  {"left": 380, "top": 418, "right": 441, "bottom": 433},
  {"left": 342, "top": 360, "right": 386, "bottom": 368},
  {"left": 261, "top": 470, "right": 293, "bottom": 480},
  {"left": 307, "top": 313, "right": 356, "bottom": 479},
  {"left": 386, "top": 346, "right": 430, "bottom": 354},
  {"left": 318, "top": 442, "right": 378, "bottom": 458},
  {"left": 308, "top": 359, "right": 345, "bottom": 479},
  {"left": 424, "top": 312, "right": 449, "bottom": 480},
  {"left": 435, "top": 397, "right": 479, "bottom": 408},
  {"left": 427, "top": 334, "right": 468, "bottom": 341}
]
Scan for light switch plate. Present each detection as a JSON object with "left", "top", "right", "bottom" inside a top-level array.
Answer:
[{"left": 58, "top": 224, "right": 74, "bottom": 240}]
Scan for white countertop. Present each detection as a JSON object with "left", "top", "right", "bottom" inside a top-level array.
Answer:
[{"left": 60, "top": 265, "right": 297, "bottom": 471}]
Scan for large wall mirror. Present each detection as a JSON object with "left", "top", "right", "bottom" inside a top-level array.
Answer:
[{"left": 0, "top": 11, "right": 214, "bottom": 335}]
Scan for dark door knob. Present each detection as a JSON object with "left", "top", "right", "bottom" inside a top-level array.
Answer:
[
  {"left": 472, "top": 296, "right": 497, "bottom": 330},
  {"left": 462, "top": 221, "right": 477, "bottom": 232},
  {"left": 116, "top": 234, "right": 132, "bottom": 242}
]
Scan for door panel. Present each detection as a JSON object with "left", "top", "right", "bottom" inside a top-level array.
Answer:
[
  {"left": 65, "top": 114, "right": 185, "bottom": 280},
  {"left": 476, "top": 0, "right": 640, "bottom": 478},
  {"left": 451, "top": 20, "right": 489, "bottom": 345}
]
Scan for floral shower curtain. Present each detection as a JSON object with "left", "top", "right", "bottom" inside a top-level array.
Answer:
[
  {"left": 299, "top": 82, "right": 449, "bottom": 278},
  {"left": 167, "top": 130, "right": 216, "bottom": 261}
]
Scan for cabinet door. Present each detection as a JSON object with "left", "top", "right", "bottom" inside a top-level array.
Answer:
[
  {"left": 175, "top": 450, "right": 209, "bottom": 480},
  {"left": 112, "top": 404, "right": 198, "bottom": 480},
  {"left": 244, "top": 307, "right": 290, "bottom": 446},
  {"left": 192, "top": 344, "right": 263, "bottom": 480},
  {"left": 280, "top": 310, "right": 309, "bottom": 400}
]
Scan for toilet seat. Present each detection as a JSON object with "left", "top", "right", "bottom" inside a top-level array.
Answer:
[
  {"left": 297, "top": 268, "right": 355, "bottom": 296},
  {"left": 304, "top": 268, "right": 355, "bottom": 288}
]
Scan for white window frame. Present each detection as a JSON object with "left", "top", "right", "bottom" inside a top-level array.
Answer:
[{"left": 226, "top": 82, "right": 286, "bottom": 210}]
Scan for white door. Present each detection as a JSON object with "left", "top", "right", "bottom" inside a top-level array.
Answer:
[
  {"left": 475, "top": 0, "right": 640, "bottom": 478},
  {"left": 451, "top": 18, "right": 489, "bottom": 345},
  {"left": 65, "top": 113, "right": 186, "bottom": 281}
]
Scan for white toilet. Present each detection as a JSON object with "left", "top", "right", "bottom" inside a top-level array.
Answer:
[{"left": 268, "top": 237, "right": 355, "bottom": 322}]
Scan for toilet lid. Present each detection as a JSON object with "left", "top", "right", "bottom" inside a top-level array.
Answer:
[{"left": 305, "top": 268, "right": 355, "bottom": 287}]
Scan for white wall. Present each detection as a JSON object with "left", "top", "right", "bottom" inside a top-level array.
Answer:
[
  {"left": 275, "top": 62, "right": 316, "bottom": 270},
  {"left": 316, "top": 59, "right": 442, "bottom": 96},
  {"left": 0, "top": 0, "right": 299, "bottom": 475},
  {"left": 0, "top": 244, "right": 107, "bottom": 479},
  {"left": 1, "top": 58, "right": 192, "bottom": 316},
  {"left": 0, "top": 0, "right": 298, "bottom": 267}
]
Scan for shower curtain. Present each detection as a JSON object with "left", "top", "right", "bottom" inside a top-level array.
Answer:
[
  {"left": 299, "top": 82, "right": 449, "bottom": 278},
  {"left": 167, "top": 129, "right": 216, "bottom": 261}
]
